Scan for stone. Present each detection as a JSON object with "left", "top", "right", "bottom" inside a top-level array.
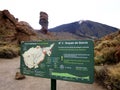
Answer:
[
  {"left": 2, "top": 9, "right": 17, "bottom": 26},
  {"left": 0, "top": 9, "right": 38, "bottom": 44},
  {"left": 39, "top": 11, "right": 48, "bottom": 34},
  {"left": 0, "top": 9, "right": 39, "bottom": 58},
  {"left": 16, "top": 21, "right": 38, "bottom": 43},
  {"left": 15, "top": 72, "right": 25, "bottom": 80}
]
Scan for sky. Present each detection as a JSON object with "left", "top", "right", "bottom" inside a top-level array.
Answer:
[{"left": 0, "top": 0, "right": 120, "bottom": 29}]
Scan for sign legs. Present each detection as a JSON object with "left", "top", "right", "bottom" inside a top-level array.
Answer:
[{"left": 51, "top": 79, "right": 56, "bottom": 90}]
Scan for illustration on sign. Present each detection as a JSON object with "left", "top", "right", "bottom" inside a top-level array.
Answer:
[{"left": 20, "top": 40, "right": 94, "bottom": 84}]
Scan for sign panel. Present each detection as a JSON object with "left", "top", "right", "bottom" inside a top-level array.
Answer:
[{"left": 20, "top": 40, "right": 94, "bottom": 84}]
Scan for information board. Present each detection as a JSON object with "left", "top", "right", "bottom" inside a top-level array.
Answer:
[{"left": 20, "top": 40, "right": 94, "bottom": 84}]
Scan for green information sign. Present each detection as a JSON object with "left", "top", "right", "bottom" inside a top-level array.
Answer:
[{"left": 20, "top": 40, "right": 94, "bottom": 84}]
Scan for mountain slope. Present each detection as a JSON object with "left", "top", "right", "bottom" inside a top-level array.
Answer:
[
  {"left": 94, "top": 30, "right": 120, "bottom": 90},
  {"left": 49, "top": 20, "right": 118, "bottom": 39}
]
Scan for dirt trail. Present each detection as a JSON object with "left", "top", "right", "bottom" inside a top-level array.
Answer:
[{"left": 0, "top": 57, "right": 106, "bottom": 90}]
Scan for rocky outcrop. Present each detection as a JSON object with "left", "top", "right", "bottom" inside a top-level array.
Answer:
[
  {"left": 2, "top": 10, "right": 17, "bottom": 26},
  {"left": 0, "top": 9, "right": 38, "bottom": 44},
  {"left": 39, "top": 11, "right": 48, "bottom": 34},
  {"left": 0, "top": 9, "right": 39, "bottom": 58},
  {"left": 16, "top": 21, "right": 38, "bottom": 43}
]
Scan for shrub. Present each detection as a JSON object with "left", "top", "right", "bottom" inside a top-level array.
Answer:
[
  {"left": 94, "top": 56, "right": 105, "bottom": 65},
  {"left": 95, "top": 47, "right": 117, "bottom": 65},
  {"left": 95, "top": 64, "right": 120, "bottom": 90},
  {"left": 0, "top": 44, "right": 20, "bottom": 58},
  {"left": 102, "top": 47, "right": 117, "bottom": 64}
]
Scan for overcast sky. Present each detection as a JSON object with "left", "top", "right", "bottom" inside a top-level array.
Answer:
[{"left": 0, "top": 0, "right": 120, "bottom": 29}]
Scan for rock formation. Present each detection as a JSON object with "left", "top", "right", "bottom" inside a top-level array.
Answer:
[
  {"left": 0, "top": 9, "right": 38, "bottom": 44},
  {"left": 16, "top": 21, "right": 38, "bottom": 44},
  {"left": 0, "top": 9, "right": 39, "bottom": 58},
  {"left": 2, "top": 10, "right": 17, "bottom": 26},
  {"left": 39, "top": 11, "right": 48, "bottom": 34}
]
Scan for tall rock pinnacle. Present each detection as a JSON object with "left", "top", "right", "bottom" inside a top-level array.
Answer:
[{"left": 39, "top": 11, "right": 48, "bottom": 34}]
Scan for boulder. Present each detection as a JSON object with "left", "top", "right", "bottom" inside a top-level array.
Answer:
[{"left": 15, "top": 72, "right": 25, "bottom": 80}]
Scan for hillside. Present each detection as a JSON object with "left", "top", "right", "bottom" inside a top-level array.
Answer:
[
  {"left": 49, "top": 20, "right": 118, "bottom": 39},
  {"left": 94, "top": 30, "right": 120, "bottom": 90}
]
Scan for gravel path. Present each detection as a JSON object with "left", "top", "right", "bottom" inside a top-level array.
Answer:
[{"left": 0, "top": 57, "right": 106, "bottom": 90}]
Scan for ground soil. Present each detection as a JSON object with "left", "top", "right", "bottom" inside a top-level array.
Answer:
[{"left": 0, "top": 57, "right": 106, "bottom": 90}]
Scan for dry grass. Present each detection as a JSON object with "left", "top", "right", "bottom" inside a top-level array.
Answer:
[
  {"left": 95, "top": 64, "right": 120, "bottom": 90},
  {"left": 95, "top": 33, "right": 120, "bottom": 65},
  {"left": 95, "top": 31, "right": 120, "bottom": 90},
  {"left": 95, "top": 47, "right": 117, "bottom": 65},
  {"left": 0, "top": 44, "right": 20, "bottom": 58},
  {"left": 108, "top": 63, "right": 120, "bottom": 79}
]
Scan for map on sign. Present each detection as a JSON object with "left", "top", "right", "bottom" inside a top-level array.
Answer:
[
  {"left": 22, "top": 43, "right": 55, "bottom": 69},
  {"left": 20, "top": 40, "right": 94, "bottom": 84}
]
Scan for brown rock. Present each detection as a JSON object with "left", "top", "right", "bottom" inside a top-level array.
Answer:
[
  {"left": 15, "top": 72, "right": 25, "bottom": 80},
  {"left": 0, "top": 9, "right": 38, "bottom": 44},
  {"left": 3, "top": 9, "right": 17, "bottom": 26},
  {"left": 40, "top": 11, "right": 48, "bottom": 21},
  {"left": 16, "top": 21, "right": 38, "bottom": 43},
  {"left": 0, "top": 9, "right": 39, "bottom": 58},
  {"left": 0, "top": 10, "right": 17, "bottom": 42},
  {"left": 39, "top": 11, "right": 48, "bottom": 34}
]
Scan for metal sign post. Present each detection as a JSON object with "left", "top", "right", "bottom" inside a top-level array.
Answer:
[{"left": 51, "top": 79, "right": 56, "bottom": 90}]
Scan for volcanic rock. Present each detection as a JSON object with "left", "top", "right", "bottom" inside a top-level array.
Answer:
[
  {"left": 16, "top": 21, "right": 38, "bottom": 43},
  {"left": 15, "top": 72, "right": 25, "bottom": 80},
  {"left": 39, "top": 11, "right": 48, "bottom": 34},
  {"left": 0, "top": 9, "right": 38, "bottom": 44}
]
